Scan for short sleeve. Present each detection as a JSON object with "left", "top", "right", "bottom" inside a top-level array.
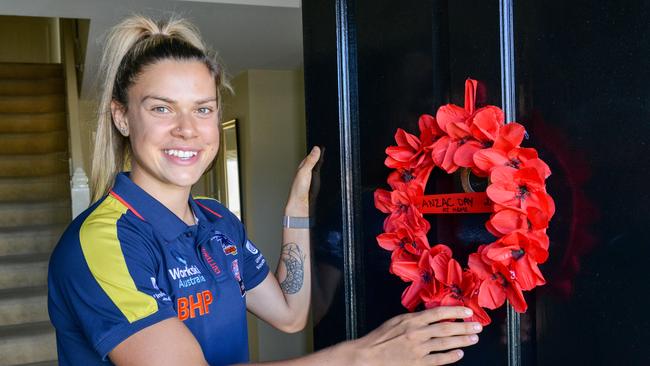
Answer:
[
  {"left": 241, "top": 237, "right": 270, "bottom": 289},
  {"left": 48, "top": 209, "right": 176, "bottom": 360}
]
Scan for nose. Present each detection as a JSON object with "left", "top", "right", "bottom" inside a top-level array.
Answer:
[{"left": 172, "top": 112, "right": 198, "bottom": 139}]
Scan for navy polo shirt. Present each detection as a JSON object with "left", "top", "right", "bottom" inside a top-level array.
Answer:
[{"left": 48, "top": 172, "right": 270, "bottom": 365}]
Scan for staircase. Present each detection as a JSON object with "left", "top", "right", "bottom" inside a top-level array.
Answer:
[{"left": 0, "top": 63, "right": 71, "bottom": 366}]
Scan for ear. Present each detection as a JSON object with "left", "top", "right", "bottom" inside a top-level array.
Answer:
[{"left": 110, "top": 100, "right": 129, "bottom": 136}]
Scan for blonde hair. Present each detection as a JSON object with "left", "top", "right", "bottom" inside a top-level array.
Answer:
[{"left": 91, "top": 14, "right": 227, "bottom": 202}]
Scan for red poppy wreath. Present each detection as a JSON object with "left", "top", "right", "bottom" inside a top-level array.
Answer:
[{"left": 374, "top": 79, "right": 555, "bottom": 325}]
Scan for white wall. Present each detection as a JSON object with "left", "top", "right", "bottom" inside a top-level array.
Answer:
[{"left": 223, "top": 69, "right": 310, "bottom": 362}]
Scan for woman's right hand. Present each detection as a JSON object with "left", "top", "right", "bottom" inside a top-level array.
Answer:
[{"left": 349, "top": 306, "right": 481, "bottom": 366}]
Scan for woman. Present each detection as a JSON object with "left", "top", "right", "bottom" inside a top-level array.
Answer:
[{"left": 47, "top": 15, "right": 482, "bottom": 366}]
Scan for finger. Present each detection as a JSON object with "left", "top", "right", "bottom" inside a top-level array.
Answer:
[
  {"left": 423, "top": 349, "right": 464, "bottom": 365},
  {"left": 418, "top": 306, "right": 474, "bottom": 324},
  {"left": 425, "top": 321, "right": 482, "bottom": 338},
  {"left": 313, "top": 146, "right": 325, "bottom": 172},
  {"left": 423, "top": 334, "right": 479, "bottom": 353},
  {"left": 297, "top": 146, "right": 321, "bottom": 170}
]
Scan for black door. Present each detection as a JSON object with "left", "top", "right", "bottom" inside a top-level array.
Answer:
[{"left": 303, "top": 1, "right": 650, "bottom": 365}]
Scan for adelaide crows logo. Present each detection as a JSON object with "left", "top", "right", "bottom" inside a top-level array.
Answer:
[{"left": 209, "top": 232, "right": 238, "bottom": 256}]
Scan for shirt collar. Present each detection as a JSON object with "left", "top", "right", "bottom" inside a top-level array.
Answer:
[{"left": 111, "top": 172, "right": 207, "bottom": 243}]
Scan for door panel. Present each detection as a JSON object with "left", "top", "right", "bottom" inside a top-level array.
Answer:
[
  {"left": 304, "top": 1, "right": 650, "bottom": 364},
  {"left": 303, "top": 0, "right": 348, "bottom": 349},
  {"left": 354, "top": 1, "right": 507, "bottom": 364},
  {"left": 515, "top": 1, "right": 650, "bottom": 365}
]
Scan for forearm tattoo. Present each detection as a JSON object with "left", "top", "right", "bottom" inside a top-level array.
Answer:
[{"left": 279, "top": 243, "right": 305, "bottom": 294}]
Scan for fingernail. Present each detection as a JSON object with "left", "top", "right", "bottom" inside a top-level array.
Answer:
[
  {"left": 469, "top": 335, "right": 478, "bottom": 342},
  {"left": 456, "top": 350, "right": 464, "bottom": 358},
  {"left": 464, "top": 308, "right": 473, "bottom": 316},
  {"left": 473, "top": 323, "right": 482, "bottom": 331}
]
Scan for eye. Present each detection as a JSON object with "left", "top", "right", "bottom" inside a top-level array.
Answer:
[
  {"left": 197, "top": 107, "right": 214, "bottom": 115},
  {"left": 152, "top": 106, "right": 171, "bottom": 113}
]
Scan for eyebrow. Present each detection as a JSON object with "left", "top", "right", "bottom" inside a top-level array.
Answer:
[{"left": 141, "top": 95, "right": 217, "bottom": 104}]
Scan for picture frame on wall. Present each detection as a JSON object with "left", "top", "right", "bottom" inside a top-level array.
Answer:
[{"left": 206, "top": 118, "right": 243, "bottom": 220}]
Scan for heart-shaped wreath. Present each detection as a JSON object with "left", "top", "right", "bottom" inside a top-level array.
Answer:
[{"left": 374, "top": 79, "right": 555, "bottom": 325}]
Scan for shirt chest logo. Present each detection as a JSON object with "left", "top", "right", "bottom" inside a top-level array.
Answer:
[
  {"left": 168, "top": 259, "right": 207, "bottom": 288},
  {"left": 201, "top": 247, "right": 221, "bottom": 274},
  {"left": 209, "top": 232, "right": 238, "bottom": 256},
  {"left": 177, "top": 290, "right": 214, "bottom": 321}
]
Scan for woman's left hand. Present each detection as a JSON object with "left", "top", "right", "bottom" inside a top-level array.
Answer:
[{"left": 285, "top": 146, "right": 322, "bottom": 217}]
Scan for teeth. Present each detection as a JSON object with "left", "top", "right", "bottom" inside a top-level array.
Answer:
[{"left": 164, "top": 149, "right": 198, "bottom": 159}]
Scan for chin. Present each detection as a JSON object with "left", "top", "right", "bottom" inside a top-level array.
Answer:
[{"left": 164, "top": 171, "right": 204, "bottom": 189}]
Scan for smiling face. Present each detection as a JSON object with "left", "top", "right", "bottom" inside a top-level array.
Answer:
[{"left": 111, "top": 59, "right": 219, "bottom": 196}]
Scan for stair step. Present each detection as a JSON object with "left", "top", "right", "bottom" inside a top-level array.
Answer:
[
  {"left": 0, "top": 152, "right": 68, "bottom": 177},
  {"left": 0, "top": 175, "right": 70, "bottom": 202},
  {"left": 0, "top": 287, "right": 48, "bottom": 327},
  {"left": 0, "top": 225, "right": 65, "bottom": 256},
  {"left": 0, "top": 253, "right": 50, "bottom": 291},
  {"left": 0, "top": 63, "right": 62, "bottom": 80},
  {"left": 0, "top": 79, "right": 64, "bottom": 96},
  {"left": 0, "top": 113, "right": 66, "bottom": 133},
  {"left": 0, "top": 321, "right": 56, "bottom": 365},
  {"left": 0, "top": 200, "right": 70, "bottom": 228},
  {"left": 0, "top": 131, "right": 67, "bottom": 155},
  {"left": 0, "top": 95, "right": 65, "bottom": 114}
]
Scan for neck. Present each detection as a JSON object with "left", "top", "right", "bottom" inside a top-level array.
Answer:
[
  {"left": 129, "top": 174, "right": 195, "bottom": 226},
  {"left": 157, "top": 191, "right": 195, "bottom": 226}
]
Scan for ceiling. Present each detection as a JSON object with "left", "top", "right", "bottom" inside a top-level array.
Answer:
[{"left": 0, "top": 0, "right": 303, "bottom": 98}]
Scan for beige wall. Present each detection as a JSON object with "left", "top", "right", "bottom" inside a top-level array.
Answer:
[
  {"left": 0, "top": 15, "right": 60, "bottom": 63},
  {"left": 77, "top": 99, "right": 98, "bottom": 176},
  {"left": 222, "top": 69, "right": 310, "bottom": 362}
]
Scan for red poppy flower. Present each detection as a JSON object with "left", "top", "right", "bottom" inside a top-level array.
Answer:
[
  {"left": 418, "top": 114, "right": 444, "bottom": 150},
  {"left": 387, "top": 165, "right": 433, "bottom": 193},
  {"left": 486, "top": 206, "right": 551, "bottom": 237},
  {"left": 374, "top": 188, "right": 431, "bottom": 233},
  {"left": 431, "top": 80, "right": 478, "bottom": 173},
  {"left": 431, "top": 136, "right": 461, "bottom": 173},
  {"left": 453, "top": 106, "right": 505, "bottom": 168},
  {"left": 470, "top": 106, "right": 505, "bottom": 142},
  {"left": 377, "top": 227, "right": 430, "bottom": 260},
  {"left": 436, "top": 104, "right": 471, "bottom": 135},
  {"left": 468, "top": 245, "right": 527, "bottom": 312},
  {"left": 434, "top": 78, "right": 479, "bottom": 133},
  {"left": 432, "top": 80, "right": 510, "bottom": 172},
  {"left": 492, "top": 122, "right": 526, "bottom": 152},
  {"left": 425, "top": 251, "right": 491, "bottom": 325},
  {"left": 483, "top": 232, "right": 547, "bottom": 291},
  {"left": 391, "top": 245, "right": 452, "bottom": 311},
  {"left": 462, "top": 293, "right": 492, "bottom": 326},
  {"left": 374, "top": 188, "right": 394, "bottom": 213},
  {"left": 474, "top": 146, "right": 551, "bottom": 178},
  {"left": 385, "top": 128, "right": 426, "bottom": 169},
  {"left": 487, "top": 167, "right": 552, "bottom": 215}
]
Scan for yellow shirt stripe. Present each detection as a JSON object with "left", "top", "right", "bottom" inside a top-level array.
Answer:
[
  {"left": 193, "top": 195, "right": 221, "bottom": 202},
  {"left": 79, "top": 195, "right": 158, "bottom": 323}
]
